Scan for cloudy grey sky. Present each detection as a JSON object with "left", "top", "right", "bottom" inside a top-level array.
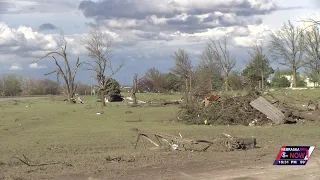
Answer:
[{"left": 0, "top": 0, "right": 319, "bottom": 85}]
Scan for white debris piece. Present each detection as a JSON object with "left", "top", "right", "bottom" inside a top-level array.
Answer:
[
  {"left": 125, "top": 97, "right": 133, "bottom": 101},
  {"left": 137, "top": 100, "right": 146, "bottom": 104},
  {"left": 78, "top": 97, "right": 83, "bottom": 104},
  {"left": 172, "top": 144, "right": 179, "bottom": 150},
  {"left": 96, "top": 111, "right": 105, "bottom": 115},
  {"left": 249, "top": 119, "right": 258, "bottom": 126}
]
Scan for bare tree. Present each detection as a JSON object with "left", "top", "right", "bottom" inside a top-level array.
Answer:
[
  {"left": 171, "top": 49, "right": 193, "bottom": 102},
  {"left": 81, "top": 27, "right": 124, "bottom": 107},
  {"left": 206, "top": 37, "right": 236, "bottom": 91},
  {"left": 269, "top": 20, "right": 305, "bottom": 88},
  {"left": 199, "top": 41, "right": 223, "bottom": 92},
  {"left": 36, "top": 34, "right": 82, "bottom": 103},
  {"left": 303, "top": 25, "right": 320, "bottom": 85},
  {"left": 300, "top": 17, "right": 320, "bottom": 29}
]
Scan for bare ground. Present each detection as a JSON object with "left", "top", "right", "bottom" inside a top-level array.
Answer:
[{"left": 43, "top": 149, "right": 320, "bottom": 180}]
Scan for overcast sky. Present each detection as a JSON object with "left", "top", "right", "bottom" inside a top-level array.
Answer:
[{"left": 0, "top": 0, "right": 320, "bottom": 85}]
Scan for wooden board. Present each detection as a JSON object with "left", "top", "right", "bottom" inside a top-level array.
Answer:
[{"left": 250, "top": 96, "right": 285, "bottom": 125}]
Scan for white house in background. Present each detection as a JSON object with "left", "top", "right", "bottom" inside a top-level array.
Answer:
[
  {"left": 282, "top": 75, "right": 319, "bottom": 88},
  {"left": 305, "top": 77, "right": 319, "bottom": 87}
]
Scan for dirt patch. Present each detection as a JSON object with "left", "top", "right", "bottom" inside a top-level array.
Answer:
[{"left": 47, "top": 153, "right": 320, "bottom": 180}]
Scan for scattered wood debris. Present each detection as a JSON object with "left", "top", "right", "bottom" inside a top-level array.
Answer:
[
  {"left": 134, "top": 131, "right": 256, "bottom": 152},
  {"left": 260, "top": 97, "right": 320, "bottom": 123},
  {"left": 105, "top": 155, "right": 135, "bottom": 163},
  {"left": 134, "top": 130, "right": 216, "bottom": 152},
  {"left": 203, "top": 93, "right": 221, "bottom": 107}
]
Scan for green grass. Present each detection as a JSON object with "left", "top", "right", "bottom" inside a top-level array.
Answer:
[{"left": 1, "top": 90, "right": 320, "bottom": 179}]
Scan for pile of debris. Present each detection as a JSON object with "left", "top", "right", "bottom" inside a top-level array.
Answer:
[
  {"left": 178, "top": 93, "right": 271, "bottom": 125},
  {"left": 178, "top": 92, "right": 320, "bottom": 126},
  {"left": 134, "top": 130, "right": 257, "bottom": 152},
  {"left": 271, "top": 99, "right": 320, "bottom": 123}
]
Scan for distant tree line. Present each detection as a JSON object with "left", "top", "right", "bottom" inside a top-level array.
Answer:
[
  {"left": 4, "top": 19, "right": 320, "bottom": 99},
  {"left": 0, "top": 74, "right": 91, "bottom": 97}
]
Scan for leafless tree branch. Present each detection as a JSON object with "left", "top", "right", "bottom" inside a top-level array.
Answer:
[
  {"left": 81, "top": 27, "right": 124, "bottom": 107},
  {"left": 36, "top": 32, "right": 82, "bottom": 103},
  {"left": 303, "top": 24, "right": 320, "bottom": 84},
  {"left": 206, "top": 36, "right": 236, "bottom": 91}
]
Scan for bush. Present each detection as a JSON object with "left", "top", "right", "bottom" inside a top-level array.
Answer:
[
  {"left": 271, "top": 76, "right": 290, "bottom": 88},
  {"left": 22, "top": 78, "right": 60, "bottom": 95},
  {"left": 0, "top": 74, "right": 23, "bottom": 96}
]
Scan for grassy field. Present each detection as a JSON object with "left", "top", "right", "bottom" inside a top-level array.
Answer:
[{"left": 0, "top": 91, "right": 320, "bottom": 179}]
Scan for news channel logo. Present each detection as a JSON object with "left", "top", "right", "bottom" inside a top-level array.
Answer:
[{"left": 273, "top": 146, "right": 315, "bottom": 165}]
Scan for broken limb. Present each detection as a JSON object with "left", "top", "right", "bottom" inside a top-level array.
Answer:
[
  {"left": 134, "top": 131, "right": 215, "bottom": 152},
  {"left": 13, "top": 154, "right": 64, "bottom": 167}
]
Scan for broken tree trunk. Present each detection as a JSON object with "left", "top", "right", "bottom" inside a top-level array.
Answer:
[
  {"left": 132, "top": 74, "right": 138, "bottom": 105},
  {"left": 250, "top": 96, "right": 285, "bottom": 125}
]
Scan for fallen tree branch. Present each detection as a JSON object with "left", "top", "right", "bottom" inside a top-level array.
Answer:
[
  {"left": 105, "top": 155, "right": 135, "bottom": 163},
  {"left": 135, "top": 131, "right": 216, "bottom": 152},
  {"left": 13, "top": 154, "right": 66, "bottom": 167}
]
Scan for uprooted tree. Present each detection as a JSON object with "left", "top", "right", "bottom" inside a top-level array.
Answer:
[
  {"left": 81, "top": 27, "right": 123, "bottom": 107},
  {"left": 36, "top": 33, "right": 82, "bottom": 103}
]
